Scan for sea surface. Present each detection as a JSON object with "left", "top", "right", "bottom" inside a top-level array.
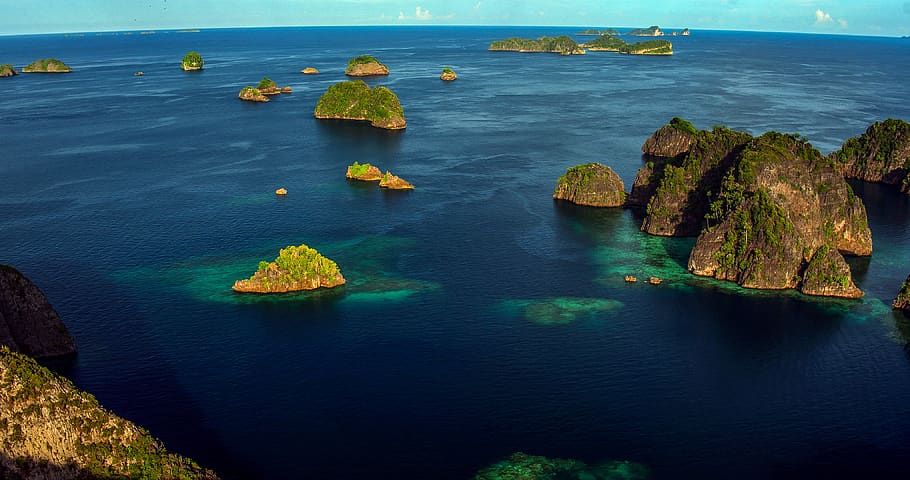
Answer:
[{"left": 1, "top": 26, "right": 910, "bottom": 479}]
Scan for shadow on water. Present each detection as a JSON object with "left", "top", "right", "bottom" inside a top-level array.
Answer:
[
  {"left": 314, "top": 119, "right": 404, "bottom": 154},
  {"left": 14, "top": 258, "right": 256, "bottom": 480}
]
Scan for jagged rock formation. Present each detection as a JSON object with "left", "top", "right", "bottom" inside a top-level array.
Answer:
[
  {"left": 0, "top": 64, "right": 16, "bottom": 77},
  {"left": 488, "top": 36, "right": 586, "bottom": 55},
  {"left": 379, "top": 171, "right": 414, "bottom": 190},
  {"left": 345, "top": 55, "right": 389, "bottom": 76},
  {"left": 0, "top": 265, "right": 76, "bottom": 358},
  {"left": 346, "top": 162, "right": 383, "bottom": 181},
  {"left": 831, "top": 119, "right": 910, "bottom": 194},
  {"left": 314, "top": 80, "right": 406, "bottom": 130},
  {"left": 0, "top": 347, "right": 219, "bottom": 479},
  {"left": 627, "top": 26, "right": 664, "bottom": 36},
  {"left": 232, "top": 244, "right": 345, "bottom": 293},
  {"left": 238, "top": 86, "right": 269, "bottom": 102},
  {"left": 440, "top": 67, "right": 457, "bottom": 81},
  {"left": 553, "top": 163, "right": 626, "bottom": 207},
  {"left": 21, "top": 59, "right": 71, "bottom": 73},
  {"left": 641, "top": 117, "right": 697, "bottom": 158},
  {"left": 301, "top": 67, "right": 319, "bottom": 74},
  {"left": 633, "top": 119, "right": 872, "bottom": 298},
  {"left": 180, "top": 51, "right": 203, "bottom": 71},
  {"left": 895, "top": 276, "right": 910, "bottom": 312}
]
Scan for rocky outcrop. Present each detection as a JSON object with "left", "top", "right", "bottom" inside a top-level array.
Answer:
[
  {"left": 181, "top": 51, "right": 203, "bottom": 71},
  {"left": 0, "top": 64, "right": 16, "bottom": 77},
  {"left": 346, "top": 162, "right": 383, "bottom": 181},
  {"left": 633, "top": 119, "right": 872, "bottom": 298},
  {"left": 488, "top": 36, "right": 586, "bottom": 55},
  {"left": 314, "top": 81, "right": 406, "bottom": 130},
  {"left": 21, "top": 59, "right": 71, "bottom": 73},
  {"left": 238, "top": 86, "right": 269, "bottom": 102},
  {"left": 553, "top": 163, "right": 626, "bottom": 207},
  {"left": 345, "top": 55, "right": 389, "bottom": 76},
  {"left": 379, "top": 171, "right": 415, "bottom": 190},
  {"left": 627, "top": 26, "right": 664, "bottom": 36},
  {"left": 831, "top": 119, "right": 910, "bottom": 194},
  {"left": 440, "top": 67, "right": 457, "bottom": 81},
  {"left": 894, "top": 276, "right": 910, "bottom": 312},
  {"left": 275, "top": 188, "right": 287, "bottom": 195},
  {"left": 0, "top": 265, "right": 76, "bottom": 358},
  {"left": 301, "top": 67, "right": 319, "bottom": 74},
  {"left": 232, "top": 244, "right": 345, "bottom": 293},
  {"left": 641, "top": 117, "right": 697, "bottom": 158},
  {"left": 0, "top": 347, "right": 219, "bottom": 480}
]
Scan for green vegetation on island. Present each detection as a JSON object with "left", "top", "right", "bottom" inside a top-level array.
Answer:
[
  {"left": 314, "top": 80, "right": 406, "bottom": 130},
  {"left": 488, "top": 36, "right": 586, "bottom": 55},
  {"left": 181, "top": 51, "right": 204, "bottom": 71},
  {"left": 346, "top": 161, "right": 383, "bottom": 181},
  {"left": 474, "top": 452, "right": 650, "bottom": 480},
  {"left": 577, "top": 28, "right": 621, "bottom": 36},
  {"left": 238, "top": 86, "right": 268, "bottom": 102},
  {"left": 233, "top": 244, "right": 345, "bottom": 293},
  {"left": 22, "top": 58, "right": 72, "bottom": 73},
  {"left": 0, "top": 64, "right": 16, "bottom": 77},
  {"left": 629, "top": 118, "right": 872, "bottom": 298},
  {"left": 584, "top": 35, "right": 673, "bottom": 55},
  {"left": 0, "top": 347, "right": 219, "bottom": 479},
  {"left": 257, "top": 77, "right": 276, "bottom": 90},
  {"left": 626, "top": 26, "right": 664, "bottom": 36},
  {"left": 345, "top": 55, "right": 389, "bottom": 76},
  {"left": 831, "top": 118, "right": 910, "bottom": 195},
  {"left": 554, "top": 162, "right": 627, "bottom": 207},
  {"left": 440, "top": 66, "right": 457, "bottom": 81}
]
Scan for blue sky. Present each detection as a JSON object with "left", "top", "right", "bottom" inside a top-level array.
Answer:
[{"left": 0, "top": 0, "right": 906, "bottom": 36}]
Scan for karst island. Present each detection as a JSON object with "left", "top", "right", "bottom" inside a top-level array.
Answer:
[
  {"left": 22, "top": 58, "right": 72, "bottom": 73},
  {"left": 583, "top": 35, "right": 673, "bottom": 55},
  {"left": 232, "top": 244, "right": 345, "bottom": 293},
  {"left": 0, "top": 64, "right": 17, "bottom": 77},
  {"left": 832, "top": 118, "right": 910, "bottom": 195},
  {"left": 314, "top": 80, "right": 406, "bottom": 130},
  {"left": 488, "top": 36, "right": 586, "bottom": 55},
  {"left": 345, "top": 55, "right": 389, "bottom": 76},
  {"left": 181, "top": 51, "right": 204, "bottom": 71}
]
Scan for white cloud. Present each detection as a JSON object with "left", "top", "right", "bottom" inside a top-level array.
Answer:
[
  {"left": 399, "top": 6, "right": 433, "bottom": 21},
  {"left": 815, "top": 8, "right": 848, "bottom": 28}
]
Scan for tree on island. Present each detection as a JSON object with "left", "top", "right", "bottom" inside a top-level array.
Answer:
[{"left": 181, "top": 51, "right": 204, "bottom": 71}]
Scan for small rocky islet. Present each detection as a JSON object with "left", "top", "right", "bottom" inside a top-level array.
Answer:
[
  {"left": 301, "top": 67, "right": 319, "bottom": 74},
  {"left": 895, "top": 275, "right": 910, "bottom": 313},
  {"left": 831, "top": 118, "right": 910, "bottom": 195},
  {"left": 238, "top": 77, "right": 292, "bottom": 102},
  {"left": 314, "top": 80, "right": 406, "bottom": 130},
  {"left": 0, "top": 64, "right": 17, "bottom": 77},
  {"left": 232, "top": 244, "right": 345, "bottom": 294},
  {"left": 440, "top": 66, "right": 457, "bottom": 81},
  {"left": 181, "top": 51, "right": 204, "bottom": 71},
  {"left": 22, "top": 58, "right": 72, "bottom": 73},
  {"left": 553, "top": 162, "right": 626, "bottom": 207},
  {"left": 344, "top": 55, "right": 389, "bottom": 76},
  {"left": 346, "top": 162, "right": 414, "bottom": 189}
]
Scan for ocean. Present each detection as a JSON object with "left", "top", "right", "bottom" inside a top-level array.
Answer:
[{"left": 1, "top": 26, "right": 909, "bottom": 478}]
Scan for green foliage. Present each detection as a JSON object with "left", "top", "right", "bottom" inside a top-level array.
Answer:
[
  {"left": 557, "top": 163, "right": 600, "bottom": 188},
  {"left": 348, "top": 161, "right": 373, "bottom": 177},
  {"left": 584, "top": 34, "right": 628, "bottom": 50},
  {"left": 23, "top": 58, "right": 71, "bottom": 72},
  {"left": 713, "top": 189, "right": 794, "bottom": 275},
  {"left": 489, "top": 36, "right": 583, "bottom": 54},
  {"left": 257, "top": 77, "right": 276, "bottom": 89},
  {"left": 619, "top": 39, "right": 672, "bottom": 54},
  {"left": 314, "top": 81, "right": 405, "bottom": 125},
  {"left": 253, "top": 244, "right": 341, "bottom": 282},
  {"left": 239, "top": 86, "right": 261, "bottom": 96},
  {"left": 668, "top": 117, "right": 697, "bottom": 135},
  {"left": 347, "top": 55, "right": 385, "bottom": 69},
  {"left": 627, "top": 26, "right": 662, "bottom": 36},
  {"left": 0, "top": 64, "right": 15, "bottom": 76},
  {"left": 181, "top": 51, "right": 203, "bottom": 68},
  {"left": 835, "top": 118, "right": 910, "bottom": 168},
  {"left": 442, "top": 66, "right": 455, "bottom": 74},
  {"left": 803, "top": 244, "right": 851, "bottom": 289}
]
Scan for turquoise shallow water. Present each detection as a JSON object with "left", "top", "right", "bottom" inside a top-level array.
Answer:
[{"left": 1, "top": 27, "right": 910, "bottom": 478}]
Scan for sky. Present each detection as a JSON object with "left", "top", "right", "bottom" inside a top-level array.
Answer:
[{"left": 0, "top": 0, "right": 907, "bottom": 36}]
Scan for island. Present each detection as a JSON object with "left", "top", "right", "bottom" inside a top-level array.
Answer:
[
  {"left": 181, "top": 51, "right": 204, "bottom": 71},
  {"left": 440, "top": 66, "right": 457, "bottom": 81},
  {"left": 21, "top": 58, "right": 72, "bottom": 73},
  {"left": 0, "top": 265, "right": 76, "bottom": 358},
  {"left": 0, "top": 64, "right": 16, "bottom": 77},
  {"left": 301, "top": 67, "right": 319, "bottom": 74},
  {"left": 627, "top": 118, "right": 872, "bottom": 298},
  {"left": 627, "top": 25, "right": 664, "bottom": 36},
  {"left": 346, "top": 162, "right": 383, "bottom": 181},
  {"left": 314, "top": 80, "right": 406, "bottom": 130},
  {"left": 583, "top": 35, "right": 673, "bottom": 55},
  {"left": 553, "top": 163, "right": 626, "bottom": 207},
  {"left": 488, "top": 36, "right": 586, "bottom": 55},
  {"left": 238, "top": 86, "right": 269, "bottom": 102},
  {"left": 831, "top": 118, "right": 910, "bottom": 195},
  {"left": 232, "top": 244, "right": 345, "bottom": 293},
  {"left": 379, "top": 171, "right": 415, "bottom": 190},
  {"left": 474, "top": 452, "right": 649, "bottom": 480},
  {"left": 0, "top": 347, "right": 220, "bottom": 479},
  {"left": 576, "top": 28, "right": 621, "bottom": 36},
  {"left": 670, "top": 28, "right": 691, "bottom": 36},
  {"left": 254, "top": 77, "right": 292, "bottom": 95},
  {"left": 345, "top": 55, "right": 389, "bottom": 76},
  {"left": 895, "top": 276, "right": 910, "bottom": 312}
]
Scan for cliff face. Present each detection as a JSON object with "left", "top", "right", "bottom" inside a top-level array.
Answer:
[
  {"left": 553, "top": 163, "right": 626, "bottom": 207},
  {"left": 0, "top": 266, "right": 76, "bottom": 359},
  {"left": 632, "top": 120, "right": 872, "bottom": 298},
  {"left": 831, "top": 119, "right": 910, "bottom": 194},
  {"left": 0, "top": 347, "right": 219, "bottom": 480},
  {"left": 895, "top": 276, "right": 910, "bottom": 312}
]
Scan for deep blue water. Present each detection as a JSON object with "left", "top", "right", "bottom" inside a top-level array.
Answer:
[{"left": 2, "top": 26, "right": 910, "bottom": 479}]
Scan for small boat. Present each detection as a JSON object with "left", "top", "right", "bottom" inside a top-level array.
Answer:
[{"left": 134, "top": 71, "right": 144, "bottom": 76}]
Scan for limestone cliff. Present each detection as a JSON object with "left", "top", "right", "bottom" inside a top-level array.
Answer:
[
  {"left": 831, "top": 119, "right": 910, "bottom": 194},
  {"left": 233, "top": 244, "right": 345, "bottom": 293},
  {"left": 0, "top": 347, "right": 219, "bottom": 479},
  {"left": 0, "top": 265, "right": 76, "bottom": 358},
  {"left": 553, "top": 163, "right": 626, "bottom": 207},
  {"left": 894, "top": 276, "right": 910, "bottom": 312},
  {"left": 632, "top": 119, "right": 872, "bottom": 298}
]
